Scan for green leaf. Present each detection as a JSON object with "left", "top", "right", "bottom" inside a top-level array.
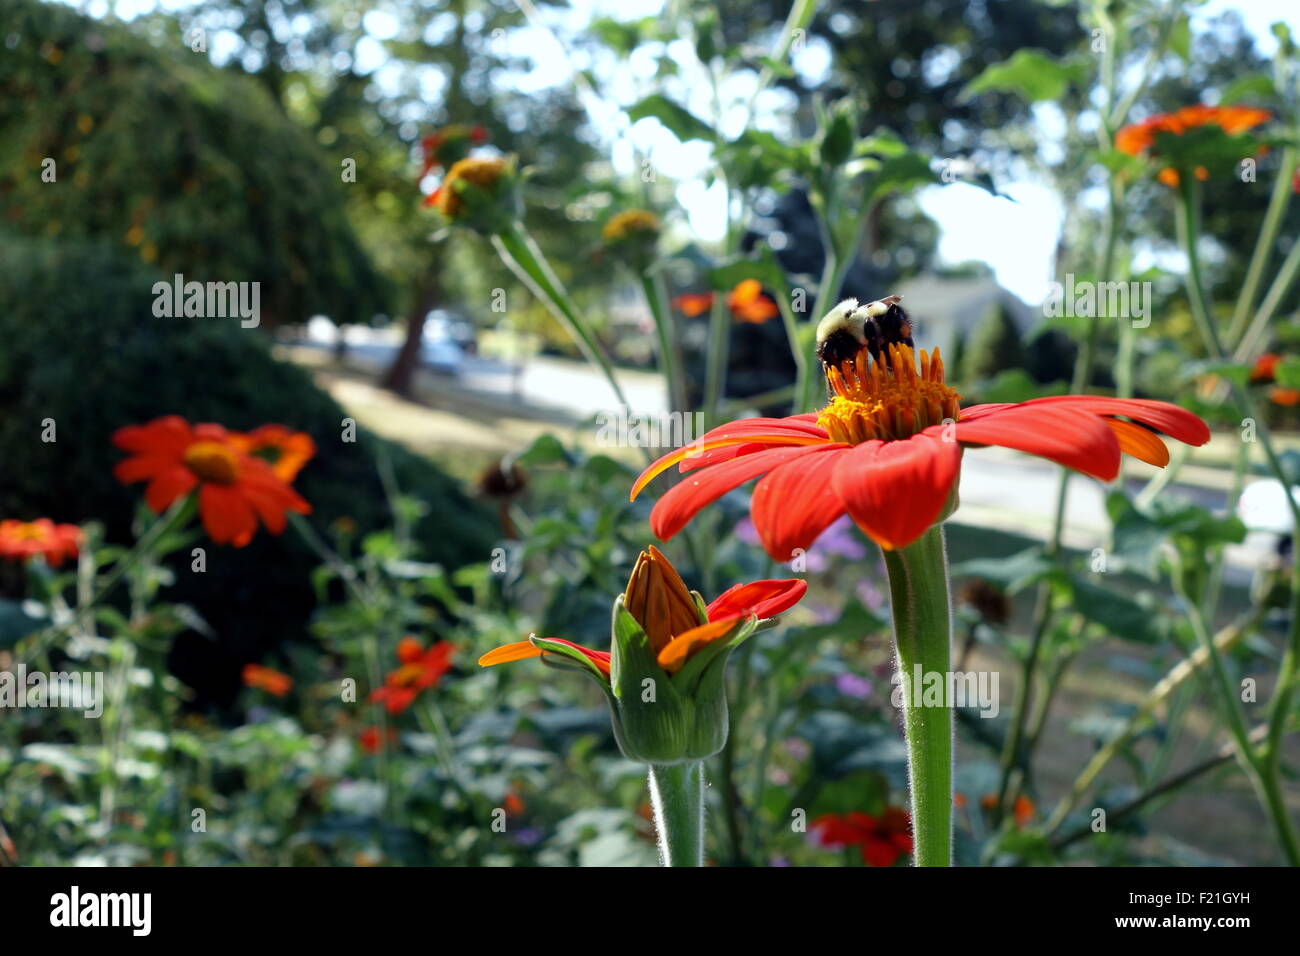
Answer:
[
  {"left": 866, "top": 150, "right": 937, "bottom": 202},
  {"left": 1219, "top": 74, "right": 1276, "bottom": 105},
  {"left": 707, "top": 254, "right": 786, "bottom": 293},
  {"left": 959, "top": 50, "right": 1082, "bottom": 104},
  {"left": 0, "top": 598, "right": 45, "bottom": 647},
  {"left": 1275, "top": 357, "right": 1300, "bottom": 389},
  {"left": 628, "top": 94, "right": 716, "bottom": 143},
  {"left": 1169, "top": 16, "right": 1192, "bottom": 63},
  {"left": 950, "top": 547, "right": 1054, "bottom": 594},
  {"left": 797, "top": 712, "right": 909, "bottom": 783},
  {"left": 1057, "top": 574, "right": 1162, "bottom": 645},
  {"left": 1188, "top": 358, "right": 1253, "bottom": 389},
  {"left": 516, "top": 432, "right": 570, "bottom": 466},
  {"left": 977, "top": 369, "right": 1068, "bottom": 404},
  {"left": 817, "top": 101, "right": 856, "bottom": 168}
]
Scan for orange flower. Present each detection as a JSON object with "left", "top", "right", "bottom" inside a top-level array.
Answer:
[
  {"left": 370, "top": 637, "right": 456, "bottom": 714},
  {"left": 230, "top": 425, "right": 316, "bottom": 482},
  {"left": 631, "top": 298, "right": 1210, "bottom": 555},
  {"left": 728, "top": 279, "right": 780, "bottom": 324},
  {"left": 1270, "top": 388, "right": 1300, "bottom": 407},
  {"left": 113, "top": 416, "right": 310, "bottom": 547},
  {"left": 480, "top": 546, "right": 805, "bottom": 679},
  {"left": 242, "top": 663, "right": 293, "bottom": 697},
  {"left": 1116, "top": 104, "right": 1270, "bottom": 187},
  {"left": 671, "top": 282, "right": 780, "bottom": 323},
  {"left": 671, "top": 292, "right": 715, "bottom": 317},
  {"left": 0, "top": 519, "right": 82, "bottom": 567},
  {"left": 811, "top": 809, "right": 913, "bottom": 866},
  {"left": 504, "top": 791, "right": 526, "bottom": 815},
  {"left": 358, "top": 726, "right": 397, "bottom": 753},
  {"left": 430, "top": 156, "right": 512, "bottom": 221},
  {"left": 1250, "top": 352, "right": 1281, "bottom": 383},
  {"left": 979, "top": 793, "right": 1036, "bottom": 827}
]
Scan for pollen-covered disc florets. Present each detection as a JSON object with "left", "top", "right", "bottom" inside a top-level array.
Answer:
[{"left": 817, "top": 343, "right": 961, "bottom": 443}]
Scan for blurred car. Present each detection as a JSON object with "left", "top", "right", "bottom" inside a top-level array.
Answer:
[{"left": 423, "top": 337, "right": 465, "bottom": 374}]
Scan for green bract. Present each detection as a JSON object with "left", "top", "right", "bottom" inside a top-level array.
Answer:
[{"left": 534, "top": 595, "right": 760, "bottom": 764}]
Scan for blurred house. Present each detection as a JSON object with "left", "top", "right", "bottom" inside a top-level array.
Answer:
[{"left": 892, "top": 274, "right": 1037, "bottom": 360}]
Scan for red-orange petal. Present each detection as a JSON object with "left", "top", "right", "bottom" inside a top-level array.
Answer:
[
  {"left": 198, "top": 483, "right": 257, "bottom": 547},
  {"left": 831, "top": 433, "right": 962, "bottom": 551},
  {"left": 750, "top": 445, "right": 852, "bottom": 560},
  {"left": 649, "top": 444, "right": 845, "bottom": 542},
  {"left": 705, "top": 578, "right": 808, "bottom": 621},
  {"left": 1020, "top": 396, "right": 1209, "bottom": 446},
  {"left": 952, "top": 403, "right": 1121, "bottom": 481},
  {"left": 630, "top": 433, "right": 825, "bottom": 502}
]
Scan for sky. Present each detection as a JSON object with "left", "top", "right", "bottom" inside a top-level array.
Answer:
[{"left": 64, "top": 0, "right": 1300, "bottom": 306}]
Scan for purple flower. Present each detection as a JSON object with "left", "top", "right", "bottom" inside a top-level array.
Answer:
[
  {"left": 835, "top": 673, "right": 874, "bottom": 700},
  {"left": 856, "top": 578, "right": 885, "bottom": 611},
  {"left": 813, "top": 516, "right": 868, "bottom": 560}
]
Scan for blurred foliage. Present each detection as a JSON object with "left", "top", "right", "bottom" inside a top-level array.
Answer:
[
  {"left": 0, "top": 234, "right": 495, "bottom": 705},
  {"left": 0, "top": 0, "right": 389, "bottom": 327}
]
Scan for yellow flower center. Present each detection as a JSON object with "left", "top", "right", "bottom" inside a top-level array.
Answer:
[
  {"left": 603, "top": 209, "right": 661, "bottom": 242},
  {"left": 438, "top": 157, "right": 508, "bottom": 219},
  {"left": 816, "top": 343, "right": 961, "bottom": 444},
  {"left": 15, "top": 523, "right": 47, "bottom": 542},
  {"left": 183, "top": 441, "right": 240, "bottom": 484}
]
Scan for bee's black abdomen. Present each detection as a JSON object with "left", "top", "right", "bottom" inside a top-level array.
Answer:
[{"left": 877, "top": 303, "right": 913, "bottom": 349}]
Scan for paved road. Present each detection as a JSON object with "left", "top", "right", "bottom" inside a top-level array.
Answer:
[{"left": 292, "top": 334, "right": 1271, "bottom": 585}]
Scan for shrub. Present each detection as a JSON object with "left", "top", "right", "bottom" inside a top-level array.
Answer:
[{"left": 0, "top": 235, "right": 496, "bottom": 704}]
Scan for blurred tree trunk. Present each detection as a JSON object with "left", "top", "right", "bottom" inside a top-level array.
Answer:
[
  {"left": 382, "top": 0, "right": 467, "bottom": 396},
  {"left": 381, "top": 275, "right": 439, "bottom": 396}
]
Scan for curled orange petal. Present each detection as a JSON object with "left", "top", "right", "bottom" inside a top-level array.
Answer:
[
  {"left": 655, "top": 618, "right": 741, "bottom": 675},
  {"left": 1106, "top": 418, "right": 1170, "bottom": 468},
  {"left": 478, "top": 641, "right": 543, "bottom": 668}
]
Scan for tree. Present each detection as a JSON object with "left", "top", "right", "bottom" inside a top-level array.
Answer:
[{"left": 0, "top": 0, "right": 388, "bottom": 328}]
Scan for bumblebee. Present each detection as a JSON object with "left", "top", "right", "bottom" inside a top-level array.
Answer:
[{"left": 814, "top": 295, "right": 913, "bottom": 371}]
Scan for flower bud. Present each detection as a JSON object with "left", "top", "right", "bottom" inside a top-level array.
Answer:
[
  {"left": 601, "top": 209, "right": 661, "bottom": 270},
  {"left": 432, "top": 156, "right": 520, "bottom": 234}
]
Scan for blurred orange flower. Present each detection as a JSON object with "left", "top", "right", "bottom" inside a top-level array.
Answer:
[
  {"left": 979, "top": 793, "right": 1036, "bottom": 827},
  {"left": 727, "top": 279, "right": 780, "bottom": 324},
  {"left": 358, "top": 726, "right": 398, "bottom": 753},
  {"left": 112, "top": 416, "right": 310, "bottom": 547},
  {"left": 671, "top": 281, "right": 780, "bottom": 323},
  {"left": 811, "top": 808, "right": 913, "bottom": 866},
  {"left": 1115, "top": 104, "right": 1270, "bottom": 187},
  {"left": 1250, "top": 352, "right": 1281, "bottom": 383},
  {"left": 242, "top": 663, "right": 293, "bottom": 697},
  {"left": 370, "top": 637, "right": 456, "bottom": 714},
  {"left": 230, "top": 425, "right": 316, "bottom": 482},
  {"left": 0, "top": 519, "right": 82, "bottom": 567},
  {"left": 671, "top": 291, "right": 714, "bottom": 317}
]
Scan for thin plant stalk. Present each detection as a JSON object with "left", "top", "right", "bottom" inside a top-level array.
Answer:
[
  {"left": 882, "top": 525, "right": 954, "bottom": 866},
  {"left": 491, "top": 221, "right": 629, "bottom": 409},
  {"left": 648, "top": 762, "right": 705, "bottom": 866},
  {"left": 1172, "top": 179, "right": 1300, "bottom": 863}
]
